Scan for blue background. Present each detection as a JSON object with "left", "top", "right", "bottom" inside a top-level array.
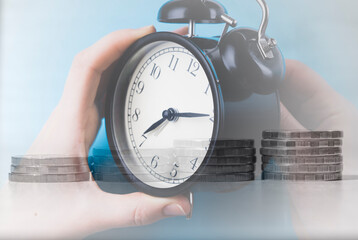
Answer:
[
  {"left": 2, "top": 0, "right": 358, "bottom": 184},
  {"left": 1, "top": 0, "right": 358, "bottom": 238}
]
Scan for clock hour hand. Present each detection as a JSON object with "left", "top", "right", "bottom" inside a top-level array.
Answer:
[{"left": 143, "top": 117, "right": 166, "bottom": 135}]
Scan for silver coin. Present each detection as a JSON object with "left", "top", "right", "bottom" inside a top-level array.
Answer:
[
  {"left": 207, "top": 156, "right": 257, "bottom": 165},
  {"left": 262, "top": 172, "right": 342, "bottom": 181},
  {"left": 11, "top": 164, "right": 90, "bottom": 174},
  {"left": 261, "top": 139, "right": 342, "bottom": 148},
  {"left": 92, "top": 173, "right": 179, "bottom": 183},
  {"left": 260, "top": 147, "right": 341, "bottom": 156},
  {"left": 11, "top": 156, "right": 89, "bottom": 166},
  {"left": 262, "top": 130, "right": 343, "bottom": 139},
  {"left": 93, "top": 148, "right": 174, "bottom": 158},
  {"left": 173, "top": 139, "right": 255, "bottom": 148},
  {"left": 8, "top": 172, "right": 91, "bottom": 183},
  {"left": 214, "top": 139, "right": 255, "bottom": 148},
  {"left": 262, "top": 163, "right": 343, "bottom": 173},
  {"left": 92, "top": 163, "right": 257, "bottom": 175},
  {"left": 193, "top": 173, "right": 255, "bottom": 182},
  {"left": 262, "top": 155, "right": 343, "bottom": 165},
  {"left": 174, "top": 148, "right": 256, "bottom": 157},
  {"left": 213, "top": 147, "right": 256, "bottom": 156},
  {"left": 202, "top": 164, "right": 255, "bottom": 174},
  {"left": 92, "top": 172, "right": 255, "bottom": 183},
  {"left": 92, "top": 155, "right": 257, "bottom": 169},
  {"left": 173, "top": 156, "right": 257, "bottom": 166},
  {"left": 92, "top": 172, "right": 176, "bottom": 182},
  {"left": 91, "top": 155, "right": 173, "bottom": 167},
  {"left": 91, "top": 165, "right": 175, "bottom": 175}
]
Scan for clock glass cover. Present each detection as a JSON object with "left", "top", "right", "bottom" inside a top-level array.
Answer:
[{"left": 109, "top": 35, "right": 220, "bottom": 190}]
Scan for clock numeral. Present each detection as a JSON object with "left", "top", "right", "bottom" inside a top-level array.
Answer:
[
  {"left": 139, "top": 134, "right": 147, "bottom": 147},
  {"left": 170, "top": 163, "right": 179, "bottom": 178},
  {"left": 204, "top": 84, "right": 210, "bottom": 95},
  {"left": 151, "top": 156, "right": 159, "bottom": 169},
  {"left": 132, "top": 108, "right": 141, "bottom": 122},
  {"left": 169, "top": 54, "right": 179, "bottom": 71},
  {"left": 136, "top": 81, "right": 145, "bottom": 94},
  {"left": 150, "top": 63, "right": 161, "bottom": 79},
  {"left": 187, "top": 58, "right": 200, "bottom": 77},
  {"left": 190, "top": 158, "right": 199, "bottom": 171}
]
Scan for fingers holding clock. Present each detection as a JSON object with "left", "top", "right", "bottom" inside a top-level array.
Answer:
[
  {"left": 61, "top": 26, "right": 187, "bottom": 110},
  {"left": 92, "top": 192, "right": 190, "bottom": 229},
  {"left": 173, "top": 26, "right": 189, "bottom": 35},
  {"left": 279, "top": 59, "right": 355, "bottom": 130},
  {"left": 42, "top": 26, "right": 188, "bottom": 155},
  {"left": 29, "top": 26, "right": 157, "bottom": 156},
  {"left": 61, "top": 26, "right": 156, "bottom": 110}
]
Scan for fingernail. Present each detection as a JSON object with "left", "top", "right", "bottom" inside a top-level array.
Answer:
[{"left": 163, "top": 204, "right": 187, "bottom": 217}]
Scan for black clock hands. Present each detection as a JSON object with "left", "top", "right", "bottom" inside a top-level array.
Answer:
[
  {"left": 143, "top": 108, "right": 209, "bottom": 135},
  {"left": 143, "top": 108, "right": 176, "bottom": 135}
]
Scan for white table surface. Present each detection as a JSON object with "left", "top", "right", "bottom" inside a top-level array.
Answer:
[
  {"left": 88, "top": 176, "right": 358, "bottom": 239},
  {"left": 1, "top": 176, "right": 357, "bottom": 239}
]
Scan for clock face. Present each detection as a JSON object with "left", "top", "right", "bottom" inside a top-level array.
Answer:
[{"left": 112, "top": 40, "right": 217, "bottom": 189}]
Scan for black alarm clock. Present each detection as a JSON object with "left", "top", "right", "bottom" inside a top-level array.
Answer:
[{"left": 105, "top": 0, "right": 285, "bottom": 197}]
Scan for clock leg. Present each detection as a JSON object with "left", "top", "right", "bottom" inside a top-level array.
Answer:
[{"left": 185, "top": 191, "right": 194, "bottom": 220}]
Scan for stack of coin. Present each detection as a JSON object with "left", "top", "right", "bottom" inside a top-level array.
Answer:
[
  {"left": 9, "top": 156, "right": 91, "bottom": 183},
  {"left": 91, "top": 139, "right": 256, "bottom": 183},
  {"left": 173, "top": 139, "right": 256, "bottom": 182},
  {"left": 260, "top": 130, "right": 343, "bottom": 181}
]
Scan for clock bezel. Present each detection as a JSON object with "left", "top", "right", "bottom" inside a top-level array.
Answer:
[{"left": 105, "top": 32, "right": 223, "bottom": 197}]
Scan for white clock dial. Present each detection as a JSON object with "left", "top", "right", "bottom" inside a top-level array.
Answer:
[{"left": 116, "top": 41, "right": 215, "bottom": 188}]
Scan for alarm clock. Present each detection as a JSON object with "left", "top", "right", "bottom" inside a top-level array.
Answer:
[{"left": 105, "top": 0, "right": 285, "bottom": 197}]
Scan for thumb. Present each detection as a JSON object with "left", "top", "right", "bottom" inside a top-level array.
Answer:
[{"left": 91, "top": 192, "right": 191, "bottom": 231}]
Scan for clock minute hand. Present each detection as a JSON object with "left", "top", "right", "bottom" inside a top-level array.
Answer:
[
  {"left": 174, "top": 112, "right": 210, "bottom": 118},
  {"left": 143, "top": 109, "right": 210, "bottom": 135}
]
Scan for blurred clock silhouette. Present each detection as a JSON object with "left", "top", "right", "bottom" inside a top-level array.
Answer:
[{"left": 104, "top": 0, "right": 285, "bottom": 196}]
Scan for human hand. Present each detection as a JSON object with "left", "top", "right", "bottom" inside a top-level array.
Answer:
[
  {"left": 27, "top": 26, "right": 159, "bottom": 157},
  {"left": 0, "top": 181, "right": 191, "bottom": 239},
  {"left": 279, "top": 60, "right": 358, "bottom": 174},
  {"left": 0, "top": 26, "right": 191, "bottom": 239}
]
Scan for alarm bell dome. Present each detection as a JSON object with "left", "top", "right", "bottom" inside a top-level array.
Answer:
[{"left": 158, "top": 0, "right": 228, "bottom": 24}]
